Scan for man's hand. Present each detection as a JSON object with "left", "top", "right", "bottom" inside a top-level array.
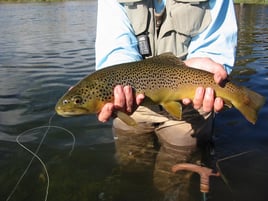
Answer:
[
  {"left": 97, "top": 85, "right": 144, "bottom": 122},
  {"left": 183, "top": 57, "right": 227, "bottom": 112}
]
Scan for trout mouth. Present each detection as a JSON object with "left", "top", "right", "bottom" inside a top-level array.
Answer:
[{"left": 55, "top": 106, "right": 90, "bottom": 117}]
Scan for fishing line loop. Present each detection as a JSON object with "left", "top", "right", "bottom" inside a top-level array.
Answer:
[{"left": 6, "top": 113, "right": 76, "bottom": 201}]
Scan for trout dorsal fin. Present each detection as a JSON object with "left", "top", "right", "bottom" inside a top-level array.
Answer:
[{"left": 146, "top": 53, "right": 185, "bottom": 67}]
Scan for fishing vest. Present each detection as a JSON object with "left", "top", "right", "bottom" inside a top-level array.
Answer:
[{"left": 117, "top": 0, "right": 211, "bottom": 59}]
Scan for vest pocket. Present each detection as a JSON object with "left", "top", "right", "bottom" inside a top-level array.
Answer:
[
  {"left": 118, "top": 0, "right": 149, "bottom": 35},
  {"left": 160, "top": 0, "right": 211, "bottom": 38},
  {"left": 157, "top": 0, "right": 211, "bottom": 58}
]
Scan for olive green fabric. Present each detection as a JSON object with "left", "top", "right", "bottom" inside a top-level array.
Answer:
[{"left": 117, "top": 0, "right": 211, "bottom": 59}]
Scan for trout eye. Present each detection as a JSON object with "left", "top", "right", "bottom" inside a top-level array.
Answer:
[{"left": 72, "top": 96, "right": 83, "bottom": 105}]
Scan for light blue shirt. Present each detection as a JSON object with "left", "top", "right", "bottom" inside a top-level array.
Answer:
[{"left": 95, "top": 0, "right": 237, "bottom": 74}]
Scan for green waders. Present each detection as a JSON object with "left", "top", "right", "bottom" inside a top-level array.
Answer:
[{"left": 113, "top": 1, "right": 213, "bottom": 200}]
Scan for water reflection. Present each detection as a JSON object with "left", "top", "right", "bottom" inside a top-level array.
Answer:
[
  {"left": 0, "top": 1, "right": 268, "bottom": 201},
  {"left": 0, "top": 1, "right": 96, "bottom": 136}
]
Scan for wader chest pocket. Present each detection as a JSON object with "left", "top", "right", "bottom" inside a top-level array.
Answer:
[
  {"left": 118, "top": 0, "right": 149, "bottom": 35},
  {"left": 161, "top": 0, "right": 211, "bottom": 38}
]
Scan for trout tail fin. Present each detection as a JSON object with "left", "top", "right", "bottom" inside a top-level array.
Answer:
[{"left": 236, "top": 87, "right": 265, "bottom": 124}]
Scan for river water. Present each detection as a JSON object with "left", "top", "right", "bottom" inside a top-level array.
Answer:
[{"left": 0, "top": 1, "right": 268, "bottom": 201}]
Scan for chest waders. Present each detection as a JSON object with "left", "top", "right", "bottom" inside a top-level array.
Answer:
[
  {"left": 113, "top": 2, "right": 216, "bottom": 197},
  {"left": 118, "top": 0, "right": 211, "bottom": 59}
]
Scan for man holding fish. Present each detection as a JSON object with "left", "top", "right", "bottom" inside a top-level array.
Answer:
[
  {"left": 95, "top": 0, "right": 237, "bottom": 198},
  {"left": 55, "top": 0, "right": 266, "bottom": 198}
]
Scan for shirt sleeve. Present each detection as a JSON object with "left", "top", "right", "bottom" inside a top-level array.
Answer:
[
  {"left": 187, "top": 0, "right": 238, "bottom": 74},
  {"left": 95, "top": 0, "right": 142, "bottom": 70}
]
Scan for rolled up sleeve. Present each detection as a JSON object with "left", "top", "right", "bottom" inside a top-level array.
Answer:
[
  {"left": 187, "top": 0, "right": 238, "bottom": 74},
  {"left": 95, "top": 0, "right": 142, "bottom": 70}
]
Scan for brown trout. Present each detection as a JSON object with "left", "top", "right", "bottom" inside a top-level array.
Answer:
[{"left": 55, "top": 53, "right": 265, "bottom": 125}]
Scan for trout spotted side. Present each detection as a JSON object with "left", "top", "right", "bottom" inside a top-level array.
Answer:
[{"left": 55, "top": 53, "right": 265, "bottom": 125}]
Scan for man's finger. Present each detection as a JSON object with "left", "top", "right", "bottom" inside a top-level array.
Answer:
[
  {"left": 193, "top": 87, "right": 205, "bottom": 110},
  {"left": 114, "top": 85, "right": 126, "bottom": 109},
  {"left": 98, "top": 103, "right": 114, "bottom": 122},
  {"left": 123, "top": 86, "right": 134, "bottom": 113},
  {"left": 136, "top": 93, "right": 145, "bottom": 105},
  {"left": 182, "top": 98, "right": 191, "bottom": 105},
  {"left": 202, "top": 87, "right": 214, "bottom": 112},
  {"left": 214, "top": 71, "right": 227, "bottom": 84},
  {"left": 214, "top": 97, "right": 224, "bottom": 112}
]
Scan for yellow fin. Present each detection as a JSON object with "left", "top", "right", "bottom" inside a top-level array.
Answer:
[
  {"left": 161, "top": 101, "right": 183, "bottom": 120},
  {"left": 234, "top": 87, "right": 265, "bottom": 124},
  {"left": 116, "top": 111, "right": 137, "bottom": 126}
]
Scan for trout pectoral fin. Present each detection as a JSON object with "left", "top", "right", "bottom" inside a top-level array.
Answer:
[
  {"left": 116, "top": 111, "right": 137, "bottom": 126},
  {"left": 223, "top": 99, "right": 233, "bottom": 108},
  {"left": 161, "top": 101, "right": 182, "bottom": 120}
]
